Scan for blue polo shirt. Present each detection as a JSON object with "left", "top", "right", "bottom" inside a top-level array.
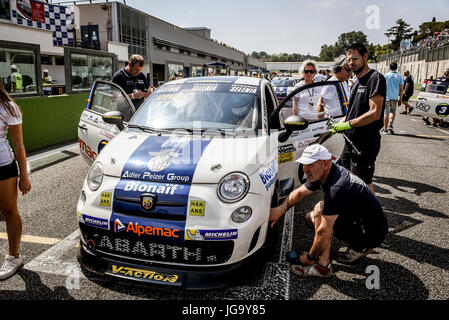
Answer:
[{"left": 384, "top": 70, "right": 404, "bottom": 101}]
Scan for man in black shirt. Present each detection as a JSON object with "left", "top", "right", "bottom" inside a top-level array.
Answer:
[
  {"left": 270, "top": 145, "right": 388, "bottom": 278},
  {"left": 400, "top": 70, "right": 415, "bottom": 114},
  {"left": 112, "top": 54, "right": 154, "bottom": 109},
  {"left": 330, "top": 43, "right": 386, "bottom": 193}
]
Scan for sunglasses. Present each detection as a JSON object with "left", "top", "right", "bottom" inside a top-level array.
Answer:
[{"left": 304, "top": 70, "right": 316, "bottom": 74}]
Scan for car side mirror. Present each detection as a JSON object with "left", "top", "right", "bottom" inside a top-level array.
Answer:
[
  {"left": 102, "top": 111, "right": 125, "bottom": 131},
  {"left": 278, "top": 115, "right": 309, "bottom": 143}
]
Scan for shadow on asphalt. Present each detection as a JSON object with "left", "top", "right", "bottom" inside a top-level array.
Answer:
[
  {"left": 373, "top": 176, "right": 446, "bottom": 196},
  {"left": 0, "top": 268, "right": 75, "bottom": 300},
  {"left": 389, "top": 133, "right": 445, "bottom": 140}
]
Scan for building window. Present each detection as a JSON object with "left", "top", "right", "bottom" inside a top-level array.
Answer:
[
  {"left": 192, "top": 65, "right": 203, "bottom": 77},
  {"left": 118, "top": 5, "right": 148, "bottom": 57},
  {"left": 0, "top": 47, "right": 37, "bottom": 94},
  {"left": 0, "top": 0, "right": 10, "bottom": 21},
  {"left": 70, "top": 53, "right": 113, "bottom": 91},
  {"left": 168, "top": 63, "right": 183, "bottom": 80},
  {"left": 41, "top": 55, "right": 52, "bottom": 65}
]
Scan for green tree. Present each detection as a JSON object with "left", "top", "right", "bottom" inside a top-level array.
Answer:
[
  {"left": 251, "top": 51, "right": 260, "bottom": 59},
  {"left": 384, "top": 19, "right": 414, "bottom": 51}
]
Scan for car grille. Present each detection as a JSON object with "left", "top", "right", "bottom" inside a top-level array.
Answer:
[{"left": 79, "top": 223, "right": 234, "bottom": 265}]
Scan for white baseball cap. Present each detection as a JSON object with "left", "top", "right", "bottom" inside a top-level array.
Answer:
[
  {"left": 11, "top": 65, "right": 17, "bottom": 70},
  {"left": 297, "top": 144, "right": 332, "bottom": 165},
  {"left": 43, "top": 69, "right": 49, "bottom": 73}
]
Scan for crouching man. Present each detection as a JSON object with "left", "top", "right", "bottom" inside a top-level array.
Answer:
[{"left": 269, "top": 144, "right": 388, "bottom": 277}]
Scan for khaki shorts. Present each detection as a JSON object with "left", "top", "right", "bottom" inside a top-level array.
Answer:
[{"left": 385, "top": 100, "right": 398, "bottom": 115}]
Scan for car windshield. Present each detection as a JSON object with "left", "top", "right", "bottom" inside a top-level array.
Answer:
[
  {"left": 426, "top": 80, "right": 449, "bottom": 95},
  {"left": 272, "top": 79, "right": 295, "bottom": 87},
  {"left": 129, "top": 79, "right": 261, "bottom": 133}
]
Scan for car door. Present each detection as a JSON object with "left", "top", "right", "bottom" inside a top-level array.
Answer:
[
  {"left": 78, "top": 80, "right": 135, "bottom": 164},
  {"left": 270, "top": 80, "right": 346, "bottom": 196}
]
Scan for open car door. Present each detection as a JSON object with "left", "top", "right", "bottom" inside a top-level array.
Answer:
[
  {"left": 270, "top": 80, "right": 349, "bottom": 197},
  {"left": 78, "top": 80, "right": 135, "bottom": 164}
]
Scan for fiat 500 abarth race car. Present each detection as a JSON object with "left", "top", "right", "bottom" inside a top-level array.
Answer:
[
  {"left": 76, "top": 76, "right": 347, "bottom": 289},
  {"left": 413, "top": 78, "right": 449, "bottom": 119},
  {"left": 271, "top": 77, "right": 297, "bottom": 101}
]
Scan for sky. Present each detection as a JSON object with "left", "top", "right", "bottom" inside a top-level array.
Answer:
[{"left": 125, "top": 0, "right": 449, "bottom": 56}]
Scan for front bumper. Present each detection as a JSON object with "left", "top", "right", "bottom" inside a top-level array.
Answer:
[{"left": 77, "top": 240, "right": 266, "bottom": 290}]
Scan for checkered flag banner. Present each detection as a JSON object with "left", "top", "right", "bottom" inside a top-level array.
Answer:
[{"left": 11, "top": 0, "right": 74, "bottom": 46}]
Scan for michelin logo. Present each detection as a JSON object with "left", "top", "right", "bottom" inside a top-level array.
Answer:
[
  {"left": 186, "top": 229, "right": 238, "bottom": 241},
  {"left": 259, "top": 160, "right": 277, "bottom": 191},
  {"left": 81, "top": 214, "right": 108, "bottom": 229}
]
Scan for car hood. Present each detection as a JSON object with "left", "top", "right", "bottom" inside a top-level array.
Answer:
[{"left": 97, "top": 131, "right": 275, "bottom": 184}]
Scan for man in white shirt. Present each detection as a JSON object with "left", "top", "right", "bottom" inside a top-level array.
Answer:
[{"left": 317, "top": 55, "right": 352, "bottom": 119}]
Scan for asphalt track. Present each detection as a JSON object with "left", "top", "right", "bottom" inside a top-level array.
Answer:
[{"left": 0, "top": 112, "right": 448, "bottom": 303}]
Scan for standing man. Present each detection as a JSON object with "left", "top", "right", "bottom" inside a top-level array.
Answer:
[
  {"left": 10, "top": 65, "right": 23, "bottom": 94},
  {"left": 112, "top": 54, "right": 154, "bottom": 110},
  {"left": 269, "top": 145, "right": 388, "bottom": 277},
  {"left": 330, "top": 43, "right": 386, "bottom": 193},
  {"left": 400, "top": 70, "right": 414, "bottom": 114},
  {"left": 42, "top": 69, "right": 52, "bottom": 96},
  {"left": 382, "top": 62, "right": 403, "bottom": 134},
  {"left": 317, "top": 55, "right": 352, "bottom": 118}
]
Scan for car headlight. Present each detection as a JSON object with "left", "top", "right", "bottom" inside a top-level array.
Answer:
[
  {"left": 87, "top": 162, "right": 103, "bottom": 191},
  {"left": 217, "top": 172, "right": 250, "bottom": 203}
]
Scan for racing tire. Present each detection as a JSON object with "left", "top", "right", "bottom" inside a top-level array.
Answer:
[{"left": 264, "top": 187, "right": 281, "bottom": 259}]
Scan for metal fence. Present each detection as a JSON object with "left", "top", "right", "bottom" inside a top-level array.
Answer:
[{"left": 379, "top": 43, "right": 449, "bottom": 64}]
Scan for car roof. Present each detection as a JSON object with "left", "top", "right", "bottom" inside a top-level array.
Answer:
[
  {"left": 272, "top": 77, "right": 294, "bottom": 80},
  {"left": 161, "top": 76, "right": 263, "bottom": 87}
]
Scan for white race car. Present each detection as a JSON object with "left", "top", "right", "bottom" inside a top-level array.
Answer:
[
  {"left": 412, "top": 78, "right": 449, "bottom": 119},
  {"left": 76, "top": 76, "right": 346, "bottom": 289},
  {"left": 271, "top": 77, "right": 297, "bottom": 102}
]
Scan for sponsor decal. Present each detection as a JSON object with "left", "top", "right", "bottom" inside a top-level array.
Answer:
[
  {"left": 259, "top": 160, "right": 277, "bottom": 191},
  {"left": 189, "top": 200, "right": 205, "bottom": 216},
  {"left": 100, "top": 192, "right": 112, "bottom": 207},
  {"left": 229, "top": 85, "right": 257, "bottom": 94},
  {"left": 191, "top": 84, "right": 218, "bottom": 92},
  {"left": 112, "top": 216, "right": 182, "bottom": 239},
  {"left": 279, "top": 152, "right": 294, "bottom": 164},
  {"left": 278, "top": 144, "right": 295, "bottom": 164},
  {"left": 99, "top": 130, "right": 115, "bottom": 140},
  {"left": 123, "top": 181, "right": 179, "bottom": 195},
  {"left": 111, "top": 265, "right": 180, "bottom": 283},
  {"left": 114, "top": 218, "right": 126, "bottom": 232},
  {"left": 436, "top": 103, "right": 449, "bottom": 117},
  {"left": 80, "top": 214, "right": 108, "bottom": 229},
  {"left": 120, "top": 136, "right": 211, "bottom": 183},
  {"left": 186, "top": 229, "right": 238, "bottom": 241},
  {"left": 416, "top": 100, "right": 430, "bottom": 112},
  {"left": 298, "top": 139, "right": 318, "bottom": 149},
  {"left": 78, "top": 138, "right": 97, "bottom": 161}
]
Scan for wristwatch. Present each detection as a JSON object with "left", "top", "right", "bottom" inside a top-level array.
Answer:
[{"left": 307, "top": 253, "right": 318, "bottom": 262}]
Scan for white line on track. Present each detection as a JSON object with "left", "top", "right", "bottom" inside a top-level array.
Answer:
[
  {"left": 24, "top": 229, "right": 84, "bottom": 279},
  {"left": 278, "top": 207, "right": 294, "bottom": 300},
  {"left": 435, "top": 127, "right": 449, "bottom": 135}
]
